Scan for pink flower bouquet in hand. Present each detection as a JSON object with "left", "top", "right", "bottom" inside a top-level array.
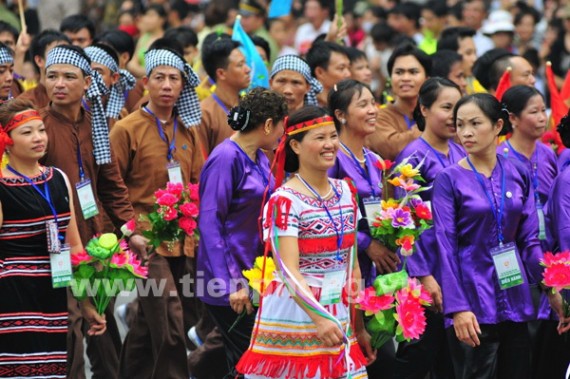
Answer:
[
  {"left": 140, "top": 182, "right": 200, "bottom": 253},
  {"left": 70, "top": 220, "right": 148, "bottom": 314},
  {"left": 542, "top": 251, "right": 570, "bottom": 323}
]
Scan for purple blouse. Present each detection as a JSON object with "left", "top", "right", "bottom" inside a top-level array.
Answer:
[
  {"left": 395, "top": 138, "right": 466, "bottom": 279},
  {"left": 433, "top": 155, "right": 543, "bottom": 326},
  {"left": 557, "top": 148, "right": 570, "bottom": 172},
  {"left": 497, "top": 141, "right": 558, "bottom": 206},
  {"left": 546, "top": 166, "right": 570, "bottom": 252},
  {"left": 197, "top": 139, "right": 271, "bottom": 306},
  {"left": 328, "top": 147, "right": 383, "bottom": 286}
]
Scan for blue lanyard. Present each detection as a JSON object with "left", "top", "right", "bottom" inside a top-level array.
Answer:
[
  {"left": 419, "top": 137, "right": 448, "bottom": 168},
  {"left": 144, "top": 107, "right": 178, "bottom": 161},
  {"left": 340, "top": 142, "right": 378, "bottom": 197},
  {"left": 403, "top": 114, "right": 414, "bottom": 130},
  {"left": 212, "top": 94, "right": 230, "bottom": 115},
  {"left": 7, "top": 166, "right": 59, "bottom": 224},
  {"left": 296, "top": 174, "right": 344, "bottom": 261},
  {"left": 505, "top": 141, "right": 541, "bottom": 205},
  {"left": 466, "top": 157, "right": 506, "bottom": 244},
  {"left": 230, "top": 140, "right": 269, "bottom": 188},
  {"left": 75, "top": 137, "right": 85, "bottom": 181},
  {"left": 81, "top": 98, "right": 91, "bottom": 112}
]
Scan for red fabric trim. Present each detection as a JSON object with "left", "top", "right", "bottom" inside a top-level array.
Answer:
[
  {"left": 299, "top": 234, "right": 355, "bottom": 254},
  {"left": 237, "top": 340, "right": 367, "bottom": 378}
]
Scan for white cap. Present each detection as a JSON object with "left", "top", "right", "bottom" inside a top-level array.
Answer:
[{"left": 482, "top": 10, "right": 515, "bottom": 35}]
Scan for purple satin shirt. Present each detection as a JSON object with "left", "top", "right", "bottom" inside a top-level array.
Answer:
[
  {"left": 557, "top": 148, "right": 570, "bottom": 172},
  {"left": 497, "top": 141, "right": 558, "bottom": 206},
  {"left": 328, "top": 147, "right": 383, "bottom": 286},
  {"left": 197, "top": 139, "right": 271, "bottom": 306},
  {"left": 546, "top": 166, "right": 570, "bottom": 252},
  {"left": 433, "top": 155, "right": 543, "bottom": 326},
  {"left": 396, "top": 138, "right": 466, "bottom": 279}
]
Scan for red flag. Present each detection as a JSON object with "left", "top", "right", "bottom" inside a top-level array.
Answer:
[
  {"left": 494, "top": 67, "right": 511, "bottom": 101},
  {"left": 545, "top": 62, "right": 568, "bottom": 127},
  {"left": 560, "top": 69, "right": 570, "bottom": 108}
]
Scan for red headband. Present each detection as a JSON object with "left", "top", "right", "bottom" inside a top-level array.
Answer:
[
  {"left": 0, "top": 110, "right": 43, "bottom": 176},
  {"left": 285, "top": 115, "right": 334, "bottom": 136}
]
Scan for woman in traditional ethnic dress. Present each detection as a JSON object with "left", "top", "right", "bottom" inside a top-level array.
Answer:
[
  {"left": 0, "top": 99, "right": 105, "bottom": 378},
  {"left": 237, "top": 106, "right": 375, "bottom": 379},
  {"left": 432, "top": 93, "right": 568, "bottom": 379},
  {"left": 393, "top": 77, "right": 464, "bottom": 378},
  {"left": 197, "top": 88, "right": 287, "bottom": 378}
]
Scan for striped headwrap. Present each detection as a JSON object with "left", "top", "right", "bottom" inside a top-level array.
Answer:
[
  {"left": 85, "top": 46, "right": 136, "bottom": 119},
  {"left": 270, "top": 55, "right": 323, "bottom": 106},
  {"left": 46, "top": 46, "right": 112, "bottom": 165},
  {"left": 145, "top": 49, "right": 201, "bottom": 128}
]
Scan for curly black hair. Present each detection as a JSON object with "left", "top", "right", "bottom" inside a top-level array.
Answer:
[{"left": 227, "top": 88, "right": 288, "bottom": 133}]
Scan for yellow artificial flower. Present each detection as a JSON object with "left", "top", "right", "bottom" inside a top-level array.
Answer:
[
  {"left": 388, "top": 175, "right": 404, "bottom": 187},
  {"left": 400, "top": 164, "right": 419, "bottom": 179},
  {"left": 381, "top": 199, "right": 399, "bottom": 210},
  {"left": 243, "top": 256, "right": 275, "bottom": 295}
]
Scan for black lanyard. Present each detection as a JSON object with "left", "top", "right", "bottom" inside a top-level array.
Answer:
[
  {"left": 466, "top": 157, "right": 506, "bottom": 244},
  {"left": 144, "top": 107, "right": 178, "bottom": 161},
  {"left": 340, "top": 142, "right": 378, "bottom": 197}
]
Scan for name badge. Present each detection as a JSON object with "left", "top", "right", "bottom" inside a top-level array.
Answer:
[
  {"left": 363, "top": 196, "right": 381, "bottom": 229},
  {"left": 76, "top": 179, "right": 99, "bottom": 220},
  {"left": 320, "top": 270, "right": 346, "bottom": 305},
  {"left": 491, "top": 242, "right": 524, "bottom": 290},
  {"left": 167, "top": 161, "right": 183, "bottom": 184},
  {"left": 50, "top": 243, "right": 72, "bottom": 288},
  {"left": 536, "top": 204, "right": 546, "bottom": 241},
  {"left": 46, "top": 219, "right": 61, "bottom": 254}
]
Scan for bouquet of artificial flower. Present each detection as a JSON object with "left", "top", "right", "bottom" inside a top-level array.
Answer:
[
  {"left": 71, "top": 220, "right": 148, "bottom": 314},
  {"left": 542, "top": 251, "right": 570, "bottom": 318},
  {"left": 140, "top": 182, "right": 200, "bottom": 253},
  {"left": 355, "top": 270, "right": 432, "bottom": 348},
  {"left": 369, "top": 158, "right": 433, "bottom": 257}
]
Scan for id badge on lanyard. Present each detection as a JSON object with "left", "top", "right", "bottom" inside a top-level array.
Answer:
[
  {"left": 76, "top": 179, "right": 99, "bottom": 219},
  {"left": 536, "top": 202, "right": 546, "bottom": 241},
  {"left": 490, "top": 242, "right": 524, "bottom": 290},
  {"left": 320, "top": 270, "right": 346, "bottom": 305},
  {"left": 363, "top": 196, "right": 381, "bottom": 229},
  {"left": 50, "top": 243, "right": 72, "bottom": 288},
  {"left": 167, "top": 161, "right": 183, "bottom": 184}
]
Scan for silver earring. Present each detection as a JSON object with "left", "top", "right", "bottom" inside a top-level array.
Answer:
[{"left": 341, "top": 119, "right": 346, "bottom": 125}]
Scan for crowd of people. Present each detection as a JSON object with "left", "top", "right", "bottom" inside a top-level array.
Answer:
[{"left": 0, "top": 0, "right": 569, "bottom": 378}]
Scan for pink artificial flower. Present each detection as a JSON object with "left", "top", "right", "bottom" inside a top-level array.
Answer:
[
  {"left": 154, "top": 188, "right": 168, "bottom": 199},
  {"left": 166, "top": 182, "right": 184, "bottom": 198},
  {"left": 542, "top": 251, "right": 570, "bottom": 267},
  {"left": 179, "top": 216, "right": 197, "bottom": 235},
  {"left": 120, "top": 219, "right": 136, "bottom": 237},
  {"left": 400, "top": 179, "right": 420, "bottom": 192},
  {"left": 128, "top": 253, "right": 148, "bottom": 278},
  {"left": 401, "top": 278, "right": 432, "bottom": 306},
  {"left": 187, "top": 183, "right": 199, "bottom": 201},
  {"left": 157, "top": 193, "right": 179, "bottom": 207},
  {"left": 110, "top": 252, "right": 128, "bottom": 268},
  {"left": 355, "top": 287, "right": 395, "bottom": 315},
  {"left": 71, "top": 250, "right": 93, "bottom": 266},
  {"left": 161, "top": 206, "right": 178, "bottom": 221},
  {"left": 543, "top": 263, "right": 570, "bottom": 291},
  {"left": 394, "top": 294, "right": 427, "bottom": 340},
  {"left": 180, "top": 202, "right": 199, "bottom": 218},
  {"left": 119, "top": 239, "right": 129, "bottom": 251}
]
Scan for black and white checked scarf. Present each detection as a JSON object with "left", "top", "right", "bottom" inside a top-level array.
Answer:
[
  {"left": 0, "top": 46, "right": 13, "bottom": 65},
  {"left": 46, "top": 46, "right": 112, "bottom": 165},
  {"left": 145, "top": 49, "right": 201, "bottom": 128},
  {"left": 85, "top": 46, "right": 136, "bottom": 120},
  {"left": 270, "top": 55, "right": 323, "bottom": 106}
]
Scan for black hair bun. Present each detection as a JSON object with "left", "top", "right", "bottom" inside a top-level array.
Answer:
[{"left": 227, "top": 106, "right": 251, "bottom": 131}]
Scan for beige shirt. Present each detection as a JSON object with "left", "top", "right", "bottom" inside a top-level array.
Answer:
[{"left": 196, "top": 94, "right": 235, "bottom": 158}]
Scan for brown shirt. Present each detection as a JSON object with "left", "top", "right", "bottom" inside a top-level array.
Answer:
[
  {"left": 196, "top": 94, "right": 235, "bottom": 158},
  {"left": 365, "top": 103, "right": 422, "bottom": 160},
  {"left": 110, "top": 109, "right": 204, "bottom": 257},
  {"left": 19, "top": 82, "right": 50, "bottom": 109},
  {"left": 40, "top": 106, "right": 135, "bottom": 245}
]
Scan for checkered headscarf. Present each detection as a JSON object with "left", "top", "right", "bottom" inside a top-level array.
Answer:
[
  {"left": 270, "top": 55, "right": 322, "bottom": 106},
  {"left": 46, "top": 46, "right": 112, "bottom": 165},
  {"left": 85, "top": 46, "right": 136, "bottom": 119},
  {"left": 0, "top": 45, "right": 13, "bottom": 65},
  {"left": 145, "top": 49, "right": 201, "bottom": 128}
]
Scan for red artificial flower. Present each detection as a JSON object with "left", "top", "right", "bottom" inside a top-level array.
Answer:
[
  {"left": 542, "top": 251, "right": 570, "bottom": 267},
  {"left": 415, "top": 203, "right": 432, "bottom": 220},
  {"left": 542, "top": 130, "right": 564, "bottom": 155},
  {"left": 71, "top": 250, "right": 93, "bottom": 266},
  {"left": 161, "top": 206, "right": 178, "bottom": 221},
  {"left": 156, "top": 193, "right": 179, "bottom": 207},
  {"left": 166, "top": 182, "right": 184, "bottom": 198},
  {"left": 187, "top": 183, "right": 200, "bottom": 201},
  {"left": 179, "top": 216, "right": 197, "bottom": 235},
  {"left": 374, "top": 158, "right": 393, "bottom": 171},
  {"left": 120, "top": 219, "right": 136, "bottom": 237},
  {"left": 180, "top": 202, "right": 199, "bottom": 218},
  {"left": 543, "top": 263, "right": 570, "bottom": 292}
]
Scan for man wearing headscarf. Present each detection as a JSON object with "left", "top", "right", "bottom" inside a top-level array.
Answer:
[
  {"left": 0, "top": 42, "right": 15, "bottom": 103},
  {"left": 40, "top": 44, "right": 141, "bottom": 379},
  {"left": 85, "top": 43, "right": 136, "bottom": 128},
  {"left": 109, "top": 38, "right": 204, "bottom": 379},
  {"left": 270, "top": 54, "right": 322, "bottom": 113}
]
